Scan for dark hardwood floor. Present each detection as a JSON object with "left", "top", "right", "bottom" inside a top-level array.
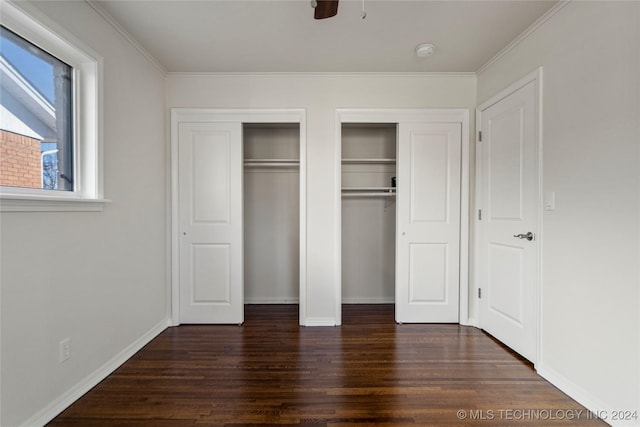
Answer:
[{"left": 49, "top": 305, "right": 605, "bottom": 426}]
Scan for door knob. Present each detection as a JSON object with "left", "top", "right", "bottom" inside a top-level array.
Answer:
[{"left": 513, "top": 232, "right": 534, "bottom": 241}]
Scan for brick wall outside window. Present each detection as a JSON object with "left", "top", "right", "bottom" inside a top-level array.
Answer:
[{"left": 0, "top": 129, "right": 42, "bottom": 189}]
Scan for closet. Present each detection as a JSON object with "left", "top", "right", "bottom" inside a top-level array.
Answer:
[
  {"left": 172, "top": 109, "right": 306, "bottom": 325},
  {"left": 337, "top": 109, "right": 467, "bottom": 324},
  {"left": 243, "top": 123, "right": 300, "bottom": 304},
  {"left": 341, "top": 123, "right": 397, "bottom": 304}
]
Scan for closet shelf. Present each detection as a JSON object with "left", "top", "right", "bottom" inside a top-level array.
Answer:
[
  {"left": 244, "top": 158, "right": 300, "bottom": 168},
  {"left": 341, "top": 158, "right": 396, "bottom": 164},
  {"left": 341, "top": 187, "right": 396, "bottom": 197}
]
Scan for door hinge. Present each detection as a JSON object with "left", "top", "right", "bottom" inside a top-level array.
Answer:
[
  {"left": 478, "top": 288, "right": 482, "bottom": 299},
  {"left": 478, "top": 209, "right": 482, "bottom": 220},
  {"left": 478, "top": 131, "right": 482, "bottom": 142}
]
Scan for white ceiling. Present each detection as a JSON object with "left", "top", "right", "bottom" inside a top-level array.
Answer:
[{"left": 93, "top": 0, "right": 557, "bottom": 74}]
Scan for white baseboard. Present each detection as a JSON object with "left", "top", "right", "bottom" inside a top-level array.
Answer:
[
  {"left": 537, "top": 362, "right": 635, "bottom": 427},
  {"left": 244, "top": 297, "right": 299, "bottom": 304},
  {"left": 303, "top": 317, "right": 338, "bottom": 327},
  {"left": 342, "top": 297, "right": 394, "bottom": 304},
  {"left": 21, "top": 318, "right": 171, "bottom": 427},
  {"left": 462, "top": 316, "right": 479, "bottom": 327}
]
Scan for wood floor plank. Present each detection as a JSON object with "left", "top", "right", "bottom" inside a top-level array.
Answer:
[{"left": 48, "top": 305, "right": 606, "bottom": 426}]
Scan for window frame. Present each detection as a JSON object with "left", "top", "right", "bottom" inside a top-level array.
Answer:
[{"left": 0, "top": 1, "right": 106, "bottom": 212}]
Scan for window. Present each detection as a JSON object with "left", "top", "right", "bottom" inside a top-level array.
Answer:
[
  {"left": 0, "top": 2, "right": 104, "bottom": 211},
  {"left": 1, "top": 26, "right": 74, "bottom": 192}
]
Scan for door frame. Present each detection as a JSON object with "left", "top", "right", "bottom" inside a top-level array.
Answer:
[
  {"left": 475, "top": 68, "right": 543, "bottom": 364},
  {"left": 170, "top": 108, "right": 307, "bottom": 326},
  {"left": 335, "top": 109, "right": 470, "bottom": 326}
]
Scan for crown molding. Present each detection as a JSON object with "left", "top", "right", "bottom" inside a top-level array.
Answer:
[
  {"left": 85, "top": 0, "right": 167, "bottom": 76},
  {"left": 476, "top": 1, "right": 571, "bottom": 75},
  {"left": 165, "top": 71, "right": 477, "bottom": 79}
]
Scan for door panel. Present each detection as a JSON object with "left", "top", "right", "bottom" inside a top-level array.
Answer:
[
  {"left": 179, "top": 122, "right": 243, "bottom": 324},
  {"left": 191, "top": 134, "right": 230, "bottom": 223},
  {"left": 410, "top": 133, "right": 449, "bottom": 222},
  {"left": 409, "top": 243, "right": 447, "bottom": 302},
  {"left": 192, "top": 244, "right": 230, "bottom": 303},
  {"left": 478, "top": 78, "right": 539, "bottom": 361},
  {"left": 489, "top": 106, "right": 524, "bottom": 220},
  {"left": 488, "top": 243, "right": 523, "bottom": 324},
  {"left": 396, "top": 123, "right": 461, "bottom": 323}
]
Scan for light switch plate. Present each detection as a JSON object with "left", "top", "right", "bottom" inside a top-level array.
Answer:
[{"left": 544, "top": 192, "right": 555, "bottom": 211}]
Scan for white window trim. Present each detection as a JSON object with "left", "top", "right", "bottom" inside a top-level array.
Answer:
[{"left": 0, "top": 1, "right": 107, "bottom": 212}]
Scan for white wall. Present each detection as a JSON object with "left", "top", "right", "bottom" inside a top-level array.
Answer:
[
  {"left": 0, "top": 2, "right": 167, "bottom": 426},
  {"left": 166, "top": 74, "right": 476, "bottom": 324},
  {"left": 477, "top": 1, "right": 640, "bottom": 419}
]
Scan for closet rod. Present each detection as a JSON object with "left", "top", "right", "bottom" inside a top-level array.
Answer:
[
  {"left": 342, "top": 187, "right": 395, "bottom": 192},
  {"left": 341, "top": 192, "right": 396, "bottom": 198},
  {"left": 342, "top": 187, "right": 396, "bottom": 197},
  {"left": 244, "top": 159, "right": 300, "bottom": 168},
  {"left": 244, "top": 158, "right": 298, "bottom": 163},
  {"left": 244, "top": 163, "right": 299, "bottom": 168},
  {"left": 341, "top": 158, "right": 395, "bottom": 164}
]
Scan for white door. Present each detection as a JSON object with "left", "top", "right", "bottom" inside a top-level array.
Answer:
[
  {"left": 396, "top": 123, "right": 461, "bottom": 323},
  {"left": 477, "top": 76, "right": 539, "bottom": 361},
  {"left": 178, "top": 122, "right": 244, "bottom": 324}
]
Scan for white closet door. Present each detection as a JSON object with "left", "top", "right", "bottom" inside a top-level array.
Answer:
[
  {"left": 396, "top": 123, "right": 461, "bottom": 323},
  {"left": 178, "top": 122, "right": 243, "bottom": 324}
]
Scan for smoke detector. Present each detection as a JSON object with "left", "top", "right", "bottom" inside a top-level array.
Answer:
[{"left": 415, "top": 43, "right": 435, "bottom": 58}]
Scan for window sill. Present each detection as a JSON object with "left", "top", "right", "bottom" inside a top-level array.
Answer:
[{"left": 0, "top": 194, "right": 111, "bottom": 212}]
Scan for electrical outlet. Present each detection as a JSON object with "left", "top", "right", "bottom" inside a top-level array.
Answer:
[{"left": 59, "top": 338, "right": 71, "bottom": 362}]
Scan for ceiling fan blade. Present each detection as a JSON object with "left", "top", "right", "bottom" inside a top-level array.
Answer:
[{"left": 314, "top": 0, "right": 339, "bottom": 19}]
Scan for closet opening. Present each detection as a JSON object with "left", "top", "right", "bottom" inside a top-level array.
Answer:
[
  {"left": 243, "top": 123, "right": 300, "bottom": 307},
  {"left": 341, "top": 123, "right": 397, "bottom": 315}
]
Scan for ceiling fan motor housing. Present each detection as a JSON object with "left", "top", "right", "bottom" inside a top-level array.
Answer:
[{"left": 314, "top": 0, "right": 339, "bottom": 19}]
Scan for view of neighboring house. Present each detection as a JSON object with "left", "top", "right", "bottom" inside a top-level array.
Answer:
[{"left": 0, "top": 49, "right": 59, "bottom": 189}]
